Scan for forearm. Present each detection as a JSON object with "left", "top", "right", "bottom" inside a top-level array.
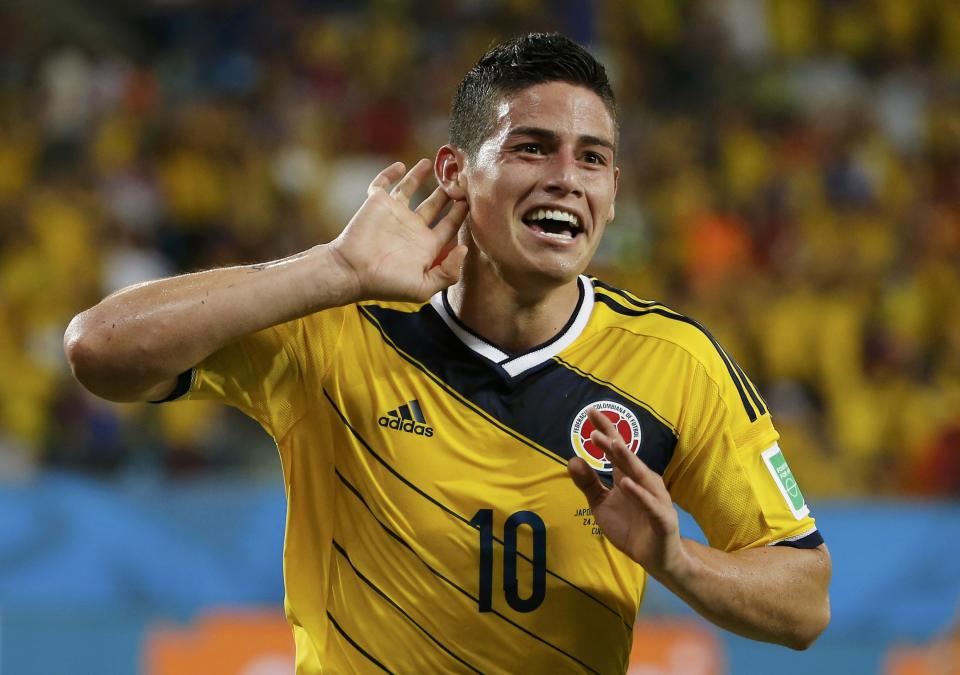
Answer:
[
  {"left": 654, "top": 540, "right": 831, "bottom": 650},
  {"left": 65, "top": 160, "right": 467, "bottom": 402},
  {"left": 64, "top": 244, "right": 358, "bottom": 402}
]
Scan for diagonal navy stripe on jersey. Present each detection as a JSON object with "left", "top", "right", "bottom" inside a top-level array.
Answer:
[
  {"left": 553, "top": 356, "right": 677, "bottom": 436},
  {"left": 593, "top": 293, "right": 761, "bottom": 423},
  {"left": 327, "top": 610, "right": 393, "bottom": 673},
  {"left": 322, "top": 389, "right": 631, "bottom": 635},
  {"left": 333, "top": 469, "right": 608, "bottom": 673},
  {"left": 331, "top": 539, "right": 483, "bottom": 673},
  {"left": 359, "top": 304, "right": 677, "bottom": 478},
  {"left": 359, "top": 306, "right": 569, "bottom": 468}
]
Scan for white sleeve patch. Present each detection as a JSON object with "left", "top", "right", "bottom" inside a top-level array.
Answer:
[{"left": 761, "top": 443, "right": 809, "bottom": 520}]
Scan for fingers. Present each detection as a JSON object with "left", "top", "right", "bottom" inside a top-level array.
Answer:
[
  {"left": 616, "top": 476, "right": 675, "bottom": 540},
  {"left": 567, "top": 457, "right": 607, "bottom": 508},
  {"left": 368, "top": 162, "right": 406, "bottom": 196},
  {"left": 390, "top": 158, "right": 433, "bottom": 205},
  {"left": 422, "top": 199, "right": 468, "bottom": 293},
  {"left": 415, "top": 185, "right": 452, "bottom": 223},
  {"left": 432, "top": 199, "right": 468, "bottom": 244},
  {"left": 422, "top": 244, "right": 467, "bottom": 295},
  {"left": 587, "top": 407, "right": 670, "bottom": 502},
  {"left": 367, "top": 159, "right": 433, "bottom": 203}
]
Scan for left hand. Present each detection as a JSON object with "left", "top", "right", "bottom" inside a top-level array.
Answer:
[{"left": 567, "top": 407, "right": 688, "bottom": 579}]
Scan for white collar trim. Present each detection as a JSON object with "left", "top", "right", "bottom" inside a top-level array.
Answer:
[{"left": 429, "top": 275, "right": 595, "bottom": 377}]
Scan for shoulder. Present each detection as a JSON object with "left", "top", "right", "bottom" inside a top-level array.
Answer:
[
  {"left": 590, "top": 278, "right": 729, "bottom": 371},
  {"left": 588, "top": 277, "right": 768, "bottom": 424}
]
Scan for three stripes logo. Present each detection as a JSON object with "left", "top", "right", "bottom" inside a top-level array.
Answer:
[{"left": 378, "top": 399, "right": 434, "bottom": 437}]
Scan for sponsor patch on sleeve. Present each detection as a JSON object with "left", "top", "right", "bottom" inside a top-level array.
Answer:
[{"left": 761, "top": 443, "right": 809, "bottom": 520}]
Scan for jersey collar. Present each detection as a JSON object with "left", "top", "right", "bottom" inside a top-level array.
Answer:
[{"left": 429, "top": 275, "right": 595, "bottom": 379}]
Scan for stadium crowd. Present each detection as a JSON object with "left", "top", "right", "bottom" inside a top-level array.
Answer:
[{"left": 1, "top": 0, "right": 958, "bottom": 496}]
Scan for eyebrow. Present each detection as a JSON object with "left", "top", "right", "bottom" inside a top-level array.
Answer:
[{"left": 507, "top": 126, "right": 616, "bottom": 152}]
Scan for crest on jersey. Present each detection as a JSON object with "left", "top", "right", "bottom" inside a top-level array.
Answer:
[{"left": 570, "top": 401, "right": 642, "bottom": 472}]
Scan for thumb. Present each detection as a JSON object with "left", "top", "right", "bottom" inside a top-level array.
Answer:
[{"left": 422, "top": 244, "right": 467, "bottom": 296}]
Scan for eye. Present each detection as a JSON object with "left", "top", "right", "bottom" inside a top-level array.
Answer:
[
  {"left": 516, "top": 143, "right": 543, "bottom": 155},
  {"left": 582, "top": 151, "right": 606, "bottom": 165}
]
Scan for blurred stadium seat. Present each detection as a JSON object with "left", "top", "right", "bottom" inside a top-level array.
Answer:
[{"left": 1, "top": 0, "right": 957, "bottom": 496}]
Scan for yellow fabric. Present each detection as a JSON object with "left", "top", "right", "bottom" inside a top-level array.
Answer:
[
  {"left": 180, "top": 280, "right": 818, "bottom": 674},
  {"left": 588, "top": 286, "right": 818, "bottom": 551}
]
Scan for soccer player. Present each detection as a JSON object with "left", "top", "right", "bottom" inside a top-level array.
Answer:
[{"left": 65, "top": 33, "right": 831, "bottom": 673}]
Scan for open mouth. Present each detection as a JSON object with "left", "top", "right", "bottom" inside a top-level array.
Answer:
[{"left": 521, "top": 208, "right": 583, "bottom": 241}]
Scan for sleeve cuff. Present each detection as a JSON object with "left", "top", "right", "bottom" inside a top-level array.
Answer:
[
  {"left": 149, "top": 369, "right": 194, "bottom": 404},
  {"left": 771, "top": 528, "right": 824, "bottom": 549}
]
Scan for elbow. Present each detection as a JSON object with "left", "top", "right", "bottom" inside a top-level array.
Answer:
[
  {"left": 65, "top": 309, "right": 179, "bottom": 403},
  {"left": 787, "top": 600, "right": 831, "bottom": 651},
  {"left": 64, "top": 311, "right": 106, "bottom": 390},
  {"left": 785, "top": 542, "right": 832, "bottom": 650},
  {"left": 64, "top": 310, "right": 127, "bottom": 400}
]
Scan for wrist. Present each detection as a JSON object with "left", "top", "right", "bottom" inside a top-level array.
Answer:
[
  {"left": 311, "top": 243, "right": 366, "bottom": 307},
  {"left": 648, "top": 538, "right": 701, "bottom": 593}
]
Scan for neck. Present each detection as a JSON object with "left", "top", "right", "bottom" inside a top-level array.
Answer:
[{"left": 446, "top": 264, "right": 583, "bottom": 354}]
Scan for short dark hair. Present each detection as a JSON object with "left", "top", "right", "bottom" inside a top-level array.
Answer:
[{"left": 450, "top": 33, "right": 617, "bottom": 159}]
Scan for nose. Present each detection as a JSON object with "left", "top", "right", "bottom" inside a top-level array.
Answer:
[{"left": 543, "top": 151, "right": 583, "bottom": 198}]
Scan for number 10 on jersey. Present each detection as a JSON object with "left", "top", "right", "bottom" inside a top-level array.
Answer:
[{"left": 469, "top": 509, "right": 547, "bottom": 613}]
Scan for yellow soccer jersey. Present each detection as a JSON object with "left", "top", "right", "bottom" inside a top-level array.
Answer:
[{"left": 168, "top": 275, "right": 821, "bottom": 674}]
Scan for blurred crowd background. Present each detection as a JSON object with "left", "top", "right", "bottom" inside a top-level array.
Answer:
[{"left": 2, "top": 0, "right": 959, "bottom": 497}]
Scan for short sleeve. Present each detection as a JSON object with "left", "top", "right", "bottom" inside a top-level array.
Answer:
[
  {"left": 664, "top": 360, "right": 822, "bottom": 552},
  {"left": 176, "top": 306, "right": 348, "bottom": 439}
]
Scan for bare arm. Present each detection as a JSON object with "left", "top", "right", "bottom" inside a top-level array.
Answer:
[
  {"left": 568, "top": 408, "right": 831, "bottom": 650},
  {"left": 64, "top": 160, "right": 468, "bottom": 402},
  {"left": 656, "top": 539, "right": 830, "bottom": 649}
]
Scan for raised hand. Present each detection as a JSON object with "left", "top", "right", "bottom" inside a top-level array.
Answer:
[
  {"left": 329, "top": 159, "right": 469, "bottom": 303},
  {"left": 567, "top": 407, "right": 687, "bottom": 579}
]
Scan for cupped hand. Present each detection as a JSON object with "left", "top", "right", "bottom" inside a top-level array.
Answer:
[{"left": 330, "top": 159, "right": 469, "bottom": 303}]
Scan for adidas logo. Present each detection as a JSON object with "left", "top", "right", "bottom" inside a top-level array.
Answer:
[{"left": 378, "top": 399, "right": 434, "bottom": 437}]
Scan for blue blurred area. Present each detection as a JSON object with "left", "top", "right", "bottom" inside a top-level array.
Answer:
[
  {"left": 0, "top": 475, "right": 957, "bottom": 673},
  {"left": 0, "top": 473, "right": 285, "bottom": 612},
  {"left": 664, "top": 502, "right": 960, "bottom": 642}
]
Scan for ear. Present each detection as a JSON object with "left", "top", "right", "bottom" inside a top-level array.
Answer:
[
  {"left": 435, "top": 144, "right": 468, "bottom": 201},
  {"left": 607, "top": 165, "right": 620, "bottom": 222}
]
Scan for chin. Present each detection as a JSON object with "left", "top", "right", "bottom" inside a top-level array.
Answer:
[{"left": 517, "top": 255, "right": 587, "bottom": 287}]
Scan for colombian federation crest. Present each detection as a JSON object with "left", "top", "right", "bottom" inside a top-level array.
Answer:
[{"left": 570, "top": 401, "right": 642, "bottom": 472}]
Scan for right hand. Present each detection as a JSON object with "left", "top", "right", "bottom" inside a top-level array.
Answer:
[{"left": 329, "top": 159, "right": 469, "bottom": 303}]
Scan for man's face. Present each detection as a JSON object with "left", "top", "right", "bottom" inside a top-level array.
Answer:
[{"left": 458, "top": 81, "right": 619, "bottom": 288}]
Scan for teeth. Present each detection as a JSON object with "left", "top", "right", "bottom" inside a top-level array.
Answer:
[
  {"left": 539, "top": 229, "right": 573, "bottom": 240},
  {"left": 526, "top": 208, "right": 580, "bottom": 227}
]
